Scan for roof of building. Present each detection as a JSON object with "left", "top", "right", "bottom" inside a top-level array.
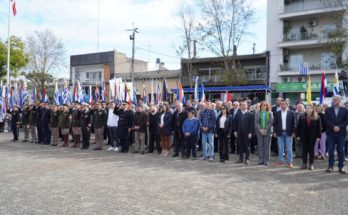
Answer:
[
  {"left": 181, "top": 52, "right": 269, "bottom": 64},
  {"left": 116, "top": 69, "right": 180, "bottom": 80}
]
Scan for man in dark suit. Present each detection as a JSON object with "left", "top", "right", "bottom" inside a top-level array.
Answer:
[
  {"left": 172, "top": 101, "right": 188, "bottom": 157},
  {"left": 273, "top": 100, "right": 296, "bottom": 168},
  {"left": 114, "top": 102, "right": 133, "bottom": 153},
  {"left": 229, "top": 101, "right": 241, "bottom": 154},
  {"left": 233, "top": 101, "right": 254, "bottom": 164},
  {"left": 271, "top": 97, "right": 283, "bottom": 154},
  {"left": 325, "top": 95, "right": 348, "bottom": 174}
]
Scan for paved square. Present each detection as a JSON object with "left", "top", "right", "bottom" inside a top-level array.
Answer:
[{"left": 0, "top": 132, "right": 347, "bottom": 215}]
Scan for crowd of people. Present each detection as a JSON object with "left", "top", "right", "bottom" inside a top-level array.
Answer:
[{"left": 1, "top": 95, "right": 348, "bottom": 174}]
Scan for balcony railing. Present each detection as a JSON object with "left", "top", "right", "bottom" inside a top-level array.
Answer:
[
  {"left": 181, "top": 71, "right": 267, "bottom": 86},
  {"left": 280, "top": 63, "right": 337, "bottom": 71},
  {"left": 283, "top": 32, "right": 320, "bottom": 42},
  {"left": 284, "top": 0, "right": 344, "bottom": 14}
]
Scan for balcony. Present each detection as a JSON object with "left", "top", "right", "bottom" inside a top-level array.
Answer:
[
  {"left": 181, "top": 71, "right": 267, "bottom": 86},
  {"left": 279, "top": 63, "right": 338, "bottom": 76},
  {"left": 279, "top": 32, "right": 328, "bottom": 49},
  {"left": 279, "top": 0, "right": 345, "bottom": 20}
]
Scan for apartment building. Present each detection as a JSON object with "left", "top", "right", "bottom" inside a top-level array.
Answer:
[{"left": 267, "top": 0, "right": 346, "bottom": 101}]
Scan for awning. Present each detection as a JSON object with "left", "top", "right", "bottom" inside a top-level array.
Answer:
[{"left": 171, "top": 85, "right": 272, "bottom": 93}]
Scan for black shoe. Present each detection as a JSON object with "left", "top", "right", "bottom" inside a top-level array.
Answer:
[
  {"left": 236, "top": 159, "right": 243, "bottom": 164},
  {"left": 93, "top": 147, "right": 102, "bottom": 150},
  {"left": 339, "top": 168, "right": 346, "bottom": 174},
  {"left": 326, "top": 167, "right": 333, "bottom": 173},
  {"left": 140, "top": 151, "right": 145, "bottom": 154},
  {"left": 258, "top": 162, "right": 264, "bottom": 165},
  {"left": 132, "top": 151, "right": 139, "bottom": 153},
  {"left": 220, "top": 159, "right": 225, "bottom": 163},
  {"left": 148, "top": 150, "right": 154, "bottom": 153},
  {"left": 172, "top": 153, "right": 179, "bottom": 157}
]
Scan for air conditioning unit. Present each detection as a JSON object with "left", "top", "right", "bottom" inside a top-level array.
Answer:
[
  {"left": 282, "top": 77, "right": 292, "bottom": 83},
  {"left": 297, "top": 77, "right": 305, "bottom": 82},
  {"left": 308, "top": 20, "right": 317, "bottom": 28}
]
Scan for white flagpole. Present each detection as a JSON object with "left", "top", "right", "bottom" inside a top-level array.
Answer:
[{"left": 7, "top": 0, "right": 11, "bottom": 86}]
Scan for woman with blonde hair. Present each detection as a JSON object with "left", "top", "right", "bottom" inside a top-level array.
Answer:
[
  {"left": 296, "top": 105, "right": 321, "bottom": 170},
  {"left": 254, "top": 101, "right": 273, "bottom": 165}
]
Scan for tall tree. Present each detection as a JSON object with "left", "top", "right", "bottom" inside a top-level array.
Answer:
[
  {"left": 196, "top": 0, "right": 254, "bottom": 82},
  {"left": 0, "top": 36, "right": 29, "bottom": 81},
  {"left": 25, "top": 29, "right": 66, "bottom": 92},
  {"left": 175, "top": 1, "right": 197, "bottom": 88}
]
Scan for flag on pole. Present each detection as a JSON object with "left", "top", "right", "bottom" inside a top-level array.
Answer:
[
  {"left": 18, "top": 83, "right": 23, "bottom": 108},
  {"left": 62, "top": 80, "right": 69, "bottom": 104},
  {"left": 162, "top": 78, "right": 168, "bottom": 101},
  {"left": 89, "top": 85, "right": 94, "bottom": 105},
  {"left": 151, "top": 79, "right": 154, "bottom": 103},
  {"left": 156, "top": 82, "right": 161, "bottom": 104},
  {"left": 299, "top": 62, "right": 309, "bottom": 76},
  {"left": 54, "top": 81, "right": 60, "bottom": 105},
  {"left": 42, "top": 87, "right": 49, "bottom": 103},
  {"left": 319, "top": 72, "right": 327, "bottom": 105},
  {"left": 101, "top": 81, "right": 106, "bottom": 102},
  {"left": 32, "top": 83, "right": 37, "bottom": 103},
  {"left": 9, "top": 84, "right": 13, "bottom": 108},
  {"left": 333, "top": 71, "right": 340, "bottom": 96},
  {"left": 200, "top": 82, "right": 205, "bottom": 102},
  {"left": 133, "top": 87, "right": 137, "bottom": 105},
  {"left": 141, "top": 83, "right": 147, "bottom": 104},
  {"left": 11, "top": 0, "right": 17, "bottom": 16},
  {"left": 194, "top": 76, "right": 199, "bottom": 100},
  {"left": 77, "top": 80, "right": 83, "bottom": 103},
  {"left": 21, "top": 82, "right": 28, "bottom": 107},
  {"left": 94, "top": 84, "right": 100, "bottom": 102},
  {"left": 306, "top": 75, "right": 312, "bottom": 105},
  {"left": 177, "top": 80, "right": 184, "bottom": 104}
]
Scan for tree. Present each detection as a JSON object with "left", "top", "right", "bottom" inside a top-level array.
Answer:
[
  {"left": 0, "top": 36, "right": 29, "bottom": 81},
  {"left": 25, "top": 29, "right": 66, "bottom": 92},
  {"left": 196, "top": 0, "right": 254, "bottom": 83},
  {"left": 175, "top": 1, "right": 197, "bottom": 88}
]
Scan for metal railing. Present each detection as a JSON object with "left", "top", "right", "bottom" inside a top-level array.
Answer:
[
  {"left": 280, "top": 63, "right": 337, "bottom": 71},
  {"left": 283, "top": 32, "right": 320, "bottom": 42},
  {"left": 284, "top": 0, "right": 344, "bottom": 14}
]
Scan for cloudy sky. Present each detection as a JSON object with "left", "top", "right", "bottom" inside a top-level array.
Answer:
[{"left": 0, "top": 0, "right": 267, "bottom": 76}]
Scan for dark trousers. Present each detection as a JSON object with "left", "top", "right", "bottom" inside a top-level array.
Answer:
[
  {"left": 43, "top": 125, "right": 51, "bottom": 145},
  {"left": 302, "top": 137, "right": 315, "bottom": 165},
  {"left": 81, "top": 127, "right": 90, "bottom": 148},
  {"left": 218, "top": 130, "right": 229, "bottom": 161},
  {"left": 103, "top": 125, "right": 108, "bottom": 140},
  {"left": 37, "top": 123, "right": 42, "bottom": 143},
  {"left": 11, "top": 124, "right": 18, "bottom": 140},
  {"left": 184, "top": 135, "right": 197, "bottom": 158},
  {"left": 149, "top": 131, "right": 161, "bottom": 152},
  {"left": 230, "top": 135, "right": 237, "bottom": 153},
  {"left": 238, "top": 134, "right": 250, "bottom": 160},
  {"left": 174, "top": 129, "right": 184, "bottom": 155},
  {"left": 120, "top": 137, "right": 129, "bottom": 153},
  {"left": 327, "top": 134, "right": 345, "bottom": 169},
  {"left": 107, "top": 126, "right": 119, "bottom": 148},
  {"left": 271, "top": 136, "right": 278, "bottom": 154}
]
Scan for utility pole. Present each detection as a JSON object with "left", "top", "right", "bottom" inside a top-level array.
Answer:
[{"left": 127, "top": 25, "right": 139, "bottom": 85}]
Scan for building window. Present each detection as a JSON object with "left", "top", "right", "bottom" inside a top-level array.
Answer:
[
  {"left": 99, "top": 72, "right": 102, "bottom": 81},
  {"left": 321, "top": 52, "right": 336, "bottom": 69},
  {"left": 86, "top": 72, "right": 89, "bottom": 79},
  {"left": 289, "top": 54, "right": 303, "bottom": 71}
]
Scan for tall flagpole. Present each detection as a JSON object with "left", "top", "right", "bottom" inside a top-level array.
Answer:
[{"left": 7, "top": 0, "right": 11, "bottom": 86}]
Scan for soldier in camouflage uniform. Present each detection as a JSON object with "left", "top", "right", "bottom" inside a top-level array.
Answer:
[
  {"left": 21, "top": 103, "right": 31, "bottom": 142},
  {"left": 50, "top": 105, "right": 60, "bottom": 146},
  {"left": 29, "top": 103, "right": 38, "bottom": 143},
  {"left": 71, "top": 102, "right": 82, "bottom": 148},
  {"left": 59, "top": 104, "right": 71, "bottom": 147},
  {"left": 93, "top": 102, "right": 107, "bottom": 150}
]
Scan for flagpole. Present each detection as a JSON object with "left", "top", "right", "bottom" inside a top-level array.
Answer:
[{"left": 7, "top": 0, "right": 11, "bottom": 86}]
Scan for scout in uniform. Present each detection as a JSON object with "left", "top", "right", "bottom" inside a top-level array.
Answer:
[{"left": 59, "top": 104, "right": 71, "bottom": 147}]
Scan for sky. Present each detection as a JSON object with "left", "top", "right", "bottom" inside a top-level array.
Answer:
[{"left": 0, "top": 0, "right": 267, "bottom": 77}]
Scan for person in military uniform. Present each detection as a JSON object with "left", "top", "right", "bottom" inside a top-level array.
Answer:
[
  {"left": 36, "top": 103, "right": 44, "bottom": 144},
  {"left": 93, "top": 101, "right": 107, "bottom": 150},
  {"left": 114, "top": 102, "right": 133, "bottom": 153},
  {"left": 9, "top": 105, "right": 20, "bottom": 141},
  {"left": 29, "top": 103, "right": 38, "bottom": 143},
  {"left": 81, "top": 103, "right": 93, "bottom": 149},
  {"left": 50, "top": 104, "right": 60, "bottom": 146},
  {"left": 71, "top": 102, "right": 82, "bottom": 148},
  {"left": 21, "top": 103, "right": 31, "bottom": 142},
  {"left": 59, "top": 104, "right": 71, "bottom": 147},
  {"left": 40, "top": 103, "right": 51, "bottom": 145}
]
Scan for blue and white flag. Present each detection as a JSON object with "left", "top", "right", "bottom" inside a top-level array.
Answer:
[
  {"left": 194, "top": 76, "right": 199, "bottom": 100},
  {"left": 299, "top": 63, "right": 309, "bottom": 76},
  {"left": 54, "top": 81, "right": 60, "bottom": 105},
  {"left": 21, "top": 82, "right": 28, "bottom": 107},
  {"left": 333, "top": 71, "right": 340, "bottom": 96}
]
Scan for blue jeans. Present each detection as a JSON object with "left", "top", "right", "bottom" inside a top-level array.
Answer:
[
  {"left": 327, "top": 134, "right": 345, "bottom": 169},
  {"left": 277, "top": 132, "right": 293, "bottom": 163},
  {"left": 202, "top": 132, "right": 214, "bottom": 158}
]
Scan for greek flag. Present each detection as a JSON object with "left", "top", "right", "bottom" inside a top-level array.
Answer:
[
  {"left": 299, "top": 63, "right": 309, "bottom": 76},
  {"left": 54, "top": 81, "right": 60, "bottom": 105}
]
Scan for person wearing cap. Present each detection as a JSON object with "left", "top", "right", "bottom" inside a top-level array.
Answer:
[
  {"left": 29, "top": 103, "right": 38, "bottom": 143},
  {"left": 50, "top": 105, "right": 60, "bottom": 146},
  {"left": 182, "top": 108, "right": 200, "bottom": 159},
  {"left": 21, "top": 104, "right": 31, "bottom": 142},
  {"left": 93, "top": 102, "right": 107, "bottom": 150},
  {"left": 113, "top": 102, "right": 133, "bottom": 153},
  {"left": 71, "top": 102, "right": 82, "bottom": 148},
  {"left": 81, "top": 103, "right": 93, "bottom": 149},
  {"left": 133, "top": 105, "right": 148, "bottom": 154},
  {"left": 59, "top": 104, "right": 71, "bottom": 147},
  {"left": 9, "top": 105, "right": 20, "bottom": 141}
]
